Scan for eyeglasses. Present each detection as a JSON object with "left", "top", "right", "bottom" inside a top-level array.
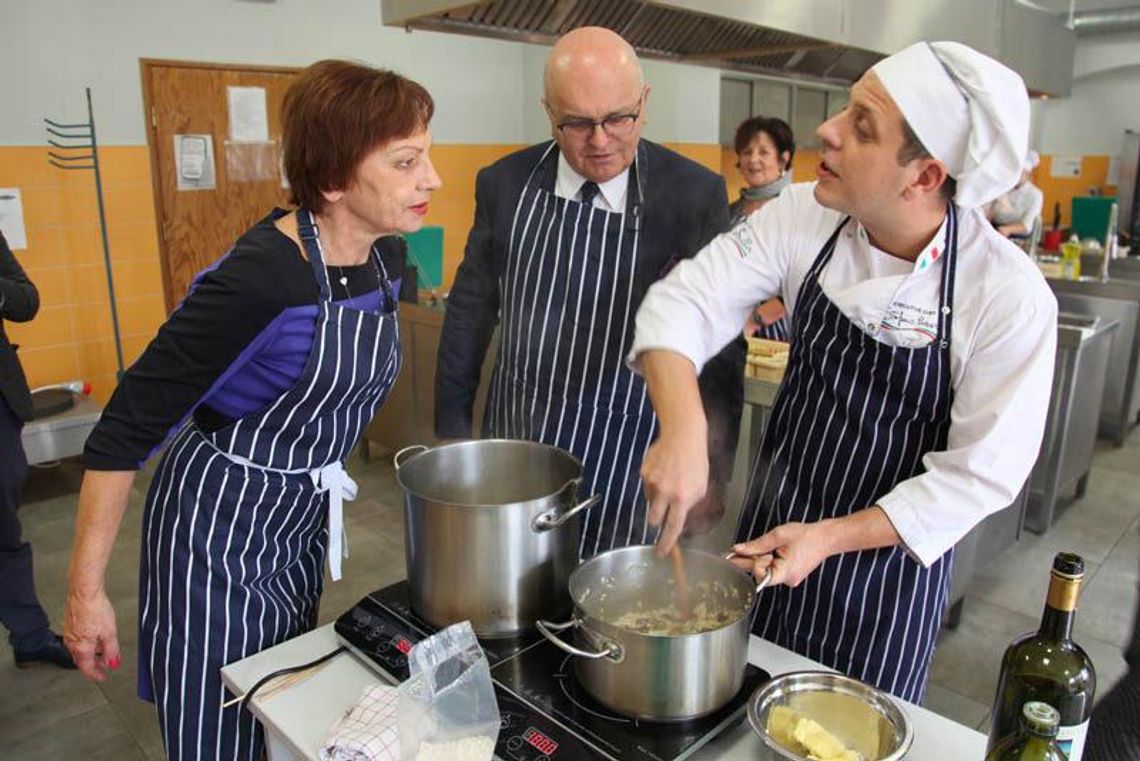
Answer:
[{"left": 549, "top": 93, "right": 644, "bottom": 139}]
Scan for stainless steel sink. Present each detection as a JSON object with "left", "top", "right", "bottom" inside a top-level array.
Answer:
[{"left": 1081, "top": 253, "right": 1140, "bottom": 283}]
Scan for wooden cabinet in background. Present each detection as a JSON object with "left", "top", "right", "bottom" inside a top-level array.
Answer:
[{"left": 363, "top": 301, "right": 498, "bottom": 459}]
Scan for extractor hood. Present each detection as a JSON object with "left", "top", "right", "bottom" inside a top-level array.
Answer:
[{"left": 381, "top": 0, "right": 1076, "bottom": 95}]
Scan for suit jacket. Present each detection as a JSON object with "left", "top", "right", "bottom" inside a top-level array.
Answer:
[
  {"left": 0, "top": 232, "right": 39, "bottom": 422},
  {"left": 435, "top": 140, "right": 744, "bottom": 480}
]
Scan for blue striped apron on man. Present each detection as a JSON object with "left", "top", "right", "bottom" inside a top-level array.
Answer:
[
  {"left": 757, "top": 317, "right": 789, "bottom": 342},
  {"left": 737, "top": 204, "right": 960, "bottom": 703},
  {"left": 484, "top": 144, "right": 656, "bottom": 558},
  {"left": 137, "top": 209, "right": 401, "bottom": 760}
]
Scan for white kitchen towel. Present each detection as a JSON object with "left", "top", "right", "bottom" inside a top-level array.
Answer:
[{"left": 319, "top": 684, "right": 400, "bottom": 761}]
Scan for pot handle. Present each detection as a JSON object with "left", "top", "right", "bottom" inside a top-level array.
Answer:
[
  {"left": 725, "top": 550, "right": 776, "bottom": 594},
  {"left": 393, "top": 444, "right": 429, "bottom": 470},
  {"left": 535, "top": 618, "right": 623, "bottom": 662},
  {"left": 532, "top": 494, "right": 601, "bottom": 533}
]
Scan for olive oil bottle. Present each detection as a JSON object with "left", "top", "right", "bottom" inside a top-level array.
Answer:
[
  {"left": 986, "top": 553, "right": 1096, "bottom": 760},
  {"left": 986, "top": 702, "right": 1068, "bottom": 761}
]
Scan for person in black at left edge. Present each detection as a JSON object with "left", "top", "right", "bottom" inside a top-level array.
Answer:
[
  {"left": 0, "top": 230, "right": 76, "bottom": 670},
  {"left": 63, "top": 61, "right": 440, "bottom": 760}
]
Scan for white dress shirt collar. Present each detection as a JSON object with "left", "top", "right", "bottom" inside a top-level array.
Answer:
[
  {"left": 555, "top": 152, "right": 629, "bottom": 213},
  {"left": 846, "top": 214, "right": 952, "bottom": 276}
]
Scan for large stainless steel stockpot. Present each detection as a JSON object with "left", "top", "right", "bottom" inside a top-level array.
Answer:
[
  {"left": 537, "top": 545, "right": 769, "bottom": 721},
  {"left": 395, "top": 439, "right": 598, "bottom": 637}
]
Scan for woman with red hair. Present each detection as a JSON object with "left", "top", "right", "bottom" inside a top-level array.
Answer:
[{"left": 64, "top": 60, "right": 440, "bottom": 760}]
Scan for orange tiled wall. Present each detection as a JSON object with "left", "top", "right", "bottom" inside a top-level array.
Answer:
[
  {"left": 0, "top": 143, "right": 528, "bottom": 402},
  {"left": 424, "top": 144, "right": 521, "bottom": 288},
  {"left": 0, "top": 140, "right": 755, "bottom": 402},
  {"left": 1032, "top": 155, "right": 1118, "bottom": 228},
  {"left": 0, "top": 146, "right": 164, "bottom": 403}
]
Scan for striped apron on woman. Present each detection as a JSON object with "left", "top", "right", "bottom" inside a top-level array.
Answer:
[
  {"left": 737, "top": 205, "right": 960, "bottom": 703},
  {"left": 484, "top": 145, "right": 656, "bottom": 558},
  {"left": 137, "top": 209, "right": 401, "bottom": 760}
]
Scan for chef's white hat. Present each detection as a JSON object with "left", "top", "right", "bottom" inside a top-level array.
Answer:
[{"left": 871, "top": 41, "right": 1029, "bottom": 208}]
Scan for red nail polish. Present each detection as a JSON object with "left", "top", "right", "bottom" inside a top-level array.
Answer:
[{"left": 109, "top": 655, "right": 121, "bottom": 670}]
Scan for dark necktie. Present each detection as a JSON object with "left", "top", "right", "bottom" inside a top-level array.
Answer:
[{"left": 579, "top": 181, "right": 600, "bottom": 206}]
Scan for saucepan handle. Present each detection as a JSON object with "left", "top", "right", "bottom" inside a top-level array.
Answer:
[
  {"left": 536, "top": 618, "right": 623, "bottom": 662},
  {"left": 392, "top": 444, "right": 429, "bottom": 470},
  {"left": 531, "top": 490, "right": 601, "bottom": 533},
  {"left": 725, "top": 550, "right": 776, "bottom": 594}
]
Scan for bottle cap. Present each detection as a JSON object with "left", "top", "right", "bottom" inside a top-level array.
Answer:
[
  {"left": 1021, "top": 701, "right": 1060, "bottom": 737},
  {"left": 1053, "top": 552, "right": 1084, "bottom": 579}
]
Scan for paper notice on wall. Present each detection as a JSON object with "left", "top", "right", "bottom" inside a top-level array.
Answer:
[
  {"left": 225, "top": 140, "right": 278, "bottom": 183},
  {"left": 174, "top": 134, "right": 217, "bottom": 191},
  {"left": 1050, "top": 155, "right": 1083, "bottom": 178},
  {"left": 1107, "top": 156, "right": 1120, "bottom": 187},
  {"left": 227, "top": 86, "right": 269, "bottom": 142},
  {"left": 0, "top": 188, "right": 28, "bottom": 250},
  {"left": 280, "top": 147, "right": 290, "bottom": 190}
]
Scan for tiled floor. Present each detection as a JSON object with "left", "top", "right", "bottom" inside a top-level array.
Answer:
[{"left": 2, "top": 429, "right": 1137, "bottom": 759}]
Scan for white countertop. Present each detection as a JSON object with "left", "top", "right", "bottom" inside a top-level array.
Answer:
[{"left": 221, "top": 623, "right": 986, "bottom": 760}]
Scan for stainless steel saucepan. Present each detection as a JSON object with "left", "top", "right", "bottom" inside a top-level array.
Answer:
[{"left": 537, "top": 545, "right": 771, "bottom": 721}]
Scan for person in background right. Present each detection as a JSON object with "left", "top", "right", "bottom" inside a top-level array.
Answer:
[
  {"left": 988, "top": 149, "right": 1044, "bottom": 238},
  {"left": 730, "top": 116, "right": 796, "bottom": 341},
  {"left": 1085, "top": 576, "right": 1140, "bottom": 759}
]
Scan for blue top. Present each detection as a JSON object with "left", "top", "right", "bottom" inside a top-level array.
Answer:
[{"left": 84, "top": 209, "right": 403, "bottom": 470}]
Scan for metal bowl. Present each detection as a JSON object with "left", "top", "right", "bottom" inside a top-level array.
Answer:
[{"left": 747, "top": 671, "right": 914, "bottom": 761}]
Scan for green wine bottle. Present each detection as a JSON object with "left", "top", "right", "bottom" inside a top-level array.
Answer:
[
  {"left": 986, "top": 702, "right": 1068, "bottom": 761},
  {"left": 986, "top": 553, "right": 1096, "bottom": 760}
]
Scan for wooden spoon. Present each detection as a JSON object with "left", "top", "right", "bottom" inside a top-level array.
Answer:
[{"left": 669, "top": 546, "right": 693, "bottom": 621}]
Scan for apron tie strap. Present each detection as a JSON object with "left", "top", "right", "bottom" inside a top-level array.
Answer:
[
  {"left": 309, "top": 462, "right": 357, "bottom": 582},
  {"left": 195, "top": 431, "right": 358, "bottom": 583}
]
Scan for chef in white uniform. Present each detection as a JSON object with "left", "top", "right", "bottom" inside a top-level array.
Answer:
[
  {"left": 628, "top": 41, "right": 1057, "bottom": 701},
  {"left": 989, "top": 150, "right": 1044, "bottom": 238}
]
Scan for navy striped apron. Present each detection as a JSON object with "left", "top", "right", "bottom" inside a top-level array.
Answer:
[
  {"left": 137, "top": 209, "right": 401, "bottom": 761},
  {"left": 484, "top": 145, "right": 656, "bottom": 558},
  {"left": 737, "top": 205, "right": 959, "bottom": 703},
  {"left": 757, "top": 317, "right": 789, "bottom": 342}
]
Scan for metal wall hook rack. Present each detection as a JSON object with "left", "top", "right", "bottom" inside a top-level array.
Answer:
[{"left": 43, "top": 88, "right": 125, "bottom": 379}]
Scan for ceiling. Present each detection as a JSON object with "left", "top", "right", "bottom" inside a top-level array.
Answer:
[{"left": 382, "top": 0, "right": 1080, "bottom": 94}]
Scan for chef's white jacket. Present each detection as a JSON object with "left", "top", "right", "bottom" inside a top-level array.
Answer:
[{"left": 629, "top": 183, "right": 1058, "bottom": 566}]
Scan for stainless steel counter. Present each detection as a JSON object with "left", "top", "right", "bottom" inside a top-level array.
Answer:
[
  {"left": 1026, "top": 314, "right": 1118, "bottom": 533},
  {"left": 1047, "top": 276, "right": 1140, "bottom": 445},
  {"left": 20, "top": 395, "right": 103, "bottom": 465}
]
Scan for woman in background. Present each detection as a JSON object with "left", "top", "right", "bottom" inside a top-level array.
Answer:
[
  {"left": 63, "top": 60, "right": 440, "bottom": 760},
  {"left": 730, "top": 116, "right": 796, "bottom": 341}
]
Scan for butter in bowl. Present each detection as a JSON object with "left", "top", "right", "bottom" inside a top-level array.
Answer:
[{"left": 747, "top": 671, "right": 914, "bottom": 761}]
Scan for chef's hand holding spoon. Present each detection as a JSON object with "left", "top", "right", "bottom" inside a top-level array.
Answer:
[{"left": 730, "top": 507, "right": 903, "bottom": 587}]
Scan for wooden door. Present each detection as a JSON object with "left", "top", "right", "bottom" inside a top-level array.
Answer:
[{"left": 141, "top": 60, "right": 300, "bottom": 310}]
